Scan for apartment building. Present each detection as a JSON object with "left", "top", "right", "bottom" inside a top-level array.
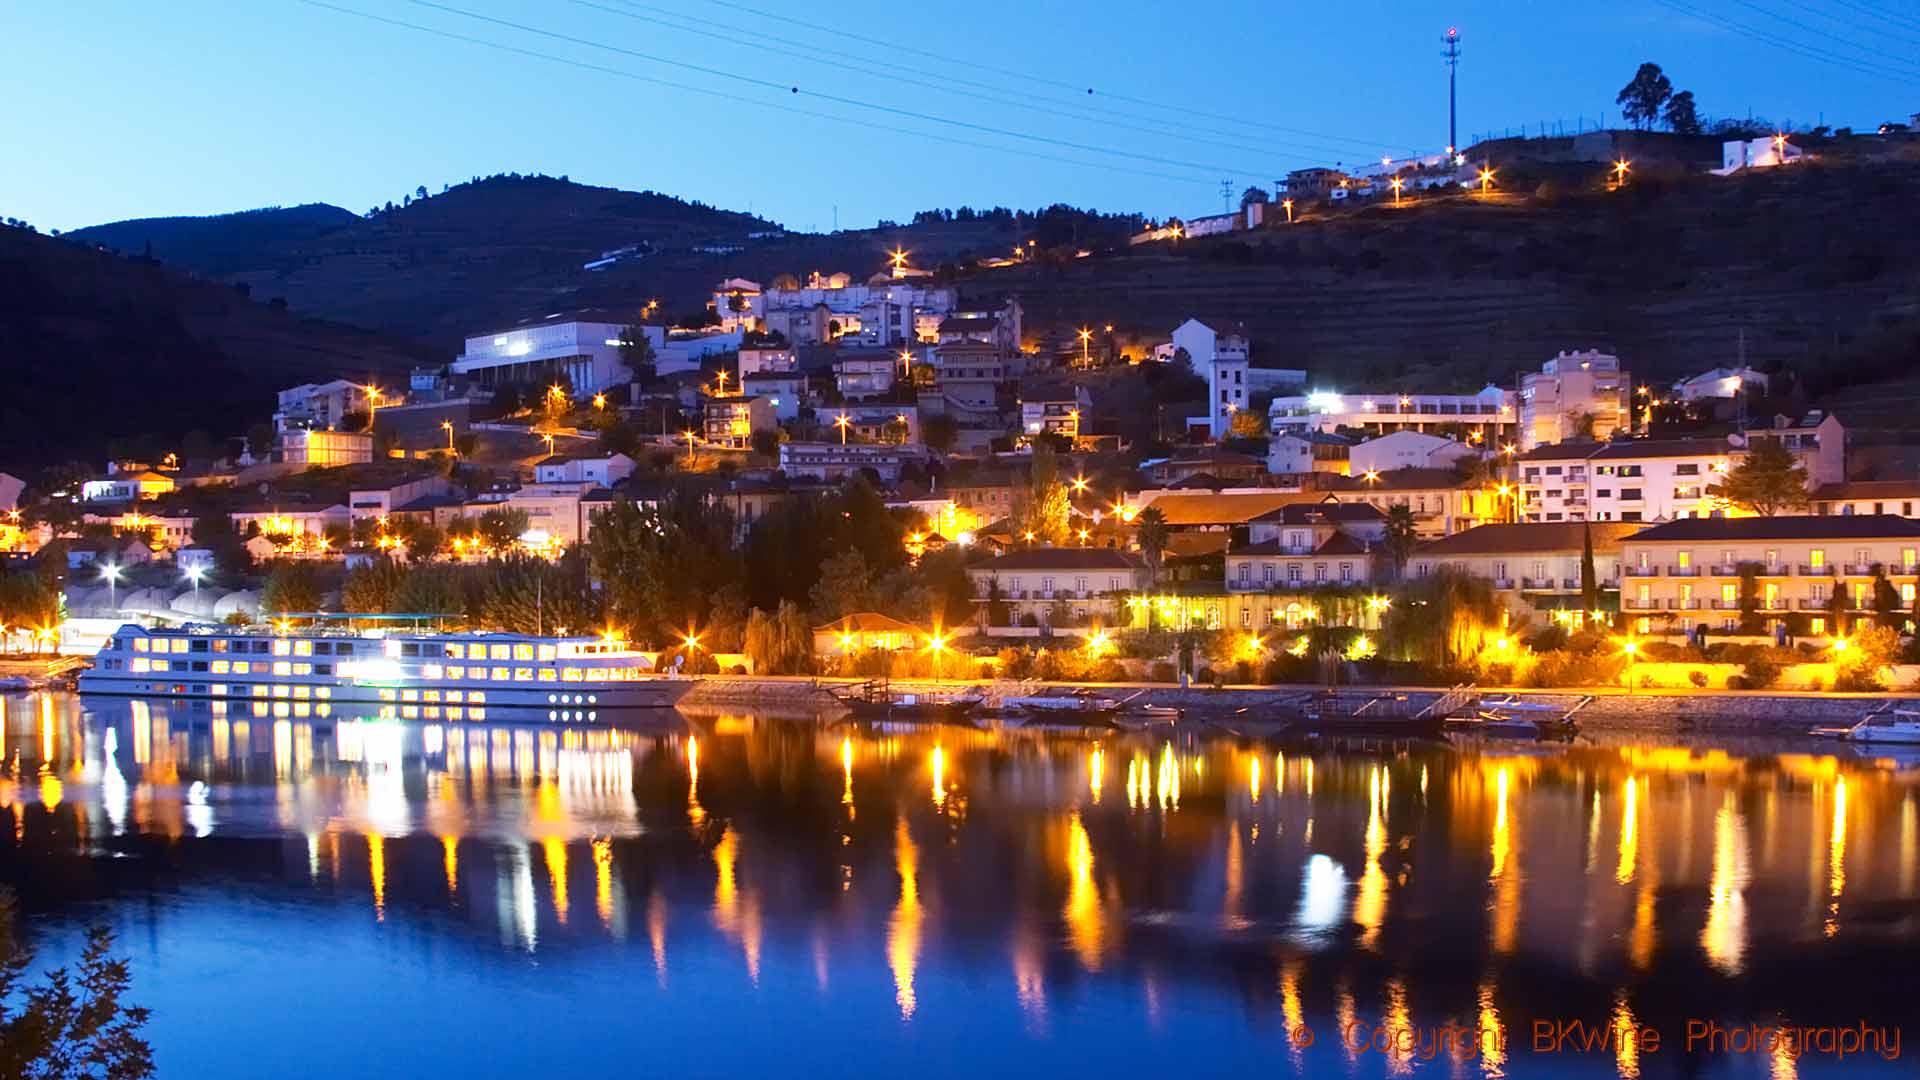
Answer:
[
  {"left": 1740, "top": 411, "right": 1845, "bottom": 488},
  {"left": 1269, "top": 386, "right": 1516, "bottom": 445},
  {"left": 701, "top": 396, "right": 777, "bottom": 450},
  {"left": 533, "top": 452, "right": 636, "bottom": 488},
  {"left": 452, "top": 312, "right": 650, "bottom": 394},
  {"left": 965, "top": 548, "right": 1147, "bottom": 633},
  {"left": 1268, "top": 431, "right": 1353, "bottom": 475},
  {"left": 1411, "top": 522, "right": 1640, "bottom": 611},
  {"left": 1517, "top": 438, "right": 1736, "bottom": 523},
  {"left": 1225, "top": 502, "right": 1382, "bottom": 594},
  {"left": 833, "top": 354, "right": 899, "bottom": 400},
  {"left": 1019, "top": 384, "right": 1090, "bottom": 441},
  {"left": 1519, "top": 349, "right": 1631, "bottom": 450},
  {"left": 779, "top": 442, "right": 927, "bottom": 483},
  {"left": 1326, "top": 468, "right": 1502, "bottom": 538},
  {"left": 1348, "top": 431, "right": 1480, "bottom": 474},
  {"left": 1617, "top": 515, "right": 1920, "bottom": 635},
  {"left": 1811, "top": 480, "right": 1920, "bottom": 517}
]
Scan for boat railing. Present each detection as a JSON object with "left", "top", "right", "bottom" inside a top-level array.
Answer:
[{"left": 1417, "top": 684, "right": 1478, "bottom": 720}]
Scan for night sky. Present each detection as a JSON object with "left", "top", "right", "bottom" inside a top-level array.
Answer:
[{"left": 5, "top": 1, "right": 1914, "bottom": 232}]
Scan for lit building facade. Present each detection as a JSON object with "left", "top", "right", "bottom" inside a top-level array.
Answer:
[{"left": 1519, "top": 349, "right": 1630, "bottom": 450}]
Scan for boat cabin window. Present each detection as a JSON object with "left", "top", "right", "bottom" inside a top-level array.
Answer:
[
  {"left": 446, "top": 644, "right": 465, "bottom": 659},
  {"left": 314, "top": 642, "right": 333, "bottom": 655},
  {"left": 401, "top": 643, "right": 420, "bottom": 658},
  {"left": 211, "top": 639, "right": 228, "bottom": 653},
  {"left": 336, "top": 643, "right": 354, "bottom": 657},
  {"left": 489, "top": 644, "right": 511, "bottom": 661},
  {"left": 514, "top": 644, "right": 534, "bottom": 662},
  {"left": 190, "top": 639, "right": 209, "bottom": 653}
]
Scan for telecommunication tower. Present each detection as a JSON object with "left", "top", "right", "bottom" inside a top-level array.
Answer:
[{"left": 1442, "top": 27, "right": 1462, "bottom": 153}]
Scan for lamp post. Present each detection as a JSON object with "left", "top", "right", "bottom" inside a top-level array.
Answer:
[
  {"left": 183, "top": 564, "right": 205, "bottom": 599},
  {"left": 683, "top": 429, "right": 697, "bottom": 465},
  {"left": 1390, "top": 177, "right": 1404, "bottom": 206},
  {"left": 441, "top": 420, "right": 455, "bottom": 453},
  {"left": 1612, "top": 159, "right": 1631, "bottom": 187},
  {"left": 1478, "top": 167, "right": 1496, "bottom": 194},
  {"left": 1282, "top": 197, "right": 1294, "bottom": 223},
  {"left": 364, "top": 385, "right": 383, "bottom": 428},
  {"left": 835, "top": 413, "right": 851, "bottom": 445},
  {"left": 1622, "top": 640, "right": 1638, "bottom": 695},
  {"left": 1077, "top": 327, "right": 1092, "bottom": 367}
]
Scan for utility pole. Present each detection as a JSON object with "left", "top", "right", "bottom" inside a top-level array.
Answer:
[
  {"left": 1442, "top": 27, "right": 1462, "bottom": 153},
  {"left": 1220, "top": 179, "right": 1232, "bottom": 212}
]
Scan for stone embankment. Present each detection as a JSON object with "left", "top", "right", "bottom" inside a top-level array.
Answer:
[{"left": 679, "top": 676, "right": 1909, "bottom": 733}]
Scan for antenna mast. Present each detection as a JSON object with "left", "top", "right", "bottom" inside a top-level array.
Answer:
[{"left": 1442, "top": 27, "right": 1462, "bottom": 154}]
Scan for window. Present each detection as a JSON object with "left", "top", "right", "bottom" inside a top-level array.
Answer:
[
  {"left": 1812, "top": 617, "right": 1826, "bottom": 635},
  {"left": 1675, "top": 463, "right": 1699, "bottom": 476},
  {"left": 492, "top": 667, "right": 510, "bottom": 682},
  {"left": 515, "top": 644, "right": 535, "bottom": 662},
  {"left": 1340, "top": 563, "right": 1354, "bottom": 582},
  {"left": 1236, "top": 564, "right": 1250, "bottom": 586},
  {"left": 490, "top": 644, "right": 511, "bottom": 661},
  {"left": 446, "top": 643, "right": 465, "bottom": 660},
  {"left": 1810, "top": 549, "right": 1826, "bottom": 568},
  {"left": 1287, "top": 564, "right": 1302, "bottom": 583},
  {"left": 1620, "top": 488, "right": 1643, "bottom": 501},
  {"left": 1721, "top": 583, "right": 1737, "bottom": 603},
  {"left": 294, "top": 641, "right": 312, "bottom": 657},
  {"left": 1262, "top": 564, "right": 1275, "bottom": 587},
  {"left": 1677, "top": 551, "right": 1691, "bottom": 569},
  {"left": 1314, "top": 564, "right": 1327, "bottom": 583}
]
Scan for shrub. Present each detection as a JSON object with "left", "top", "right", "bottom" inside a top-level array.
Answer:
[
  {"left": 1741, "top": 655, "right": 1782, "bottom": 689},
  {"left": 1195, "top": 666, "right": 1215, "bottom": 685},
  {"left": 1148, "top": 661, "right": 1177, "bottom": 683},
  {"left": 1725, "top": 674, "right": 1747, "bottom": 690},
  {"left": 1688, "top": 670, "right": 1709, "bottom": 688}
]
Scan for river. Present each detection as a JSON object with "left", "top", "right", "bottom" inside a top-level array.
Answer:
[{"left": 0, "top": 691, "right": 1915, "bottom": 1078}]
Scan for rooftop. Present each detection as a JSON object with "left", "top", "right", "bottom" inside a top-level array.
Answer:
[
  {"left": 813, "top": 611, "right": 926, "bottom": 636},
  {"left": 968, "top": 547, "right": 1142, "bottom": 572},
  {"left": 1625, "top": 515, "right": 1920, "bottom": 543},
  {"left": 1811, "top": 480, "right": 1920, "bottom": 502},
  {"left": 1140, "top": 491, "right": 1322, "bottom": 527},
  {"left": 1415, "top": 522, "right": 1642, "bottom": 557}
]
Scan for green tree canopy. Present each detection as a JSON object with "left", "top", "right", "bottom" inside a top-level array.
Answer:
[
  {"left": 587, "top": 487, "right": 742, "bottom": 646},
  {"left": 260, "top": 561, "right": 323, "bottom": 615},
  {"left": 1133, "top": 506, "right": 1170, "bottom": 585},
  {"left": 1709, "top": 440, "right": 1809, "bottom": 516},
  {"left": 1616, "top": 62, "right": 1673, "bottom": 130},
  {"left": 342, "top": 556, "right": 407, "bottom": 614},
  {"left": 1382, "top": 505, "right": 1419, "bottom": 580},
  {"left": 1663, "top": 89, "right": 1701, "bottom": 135},
  {"left": 476, "top": 507, "right": 531, "bottom": 553},
  {"left": 0, "top": 891, "right": 153, "bottom": 1079}
]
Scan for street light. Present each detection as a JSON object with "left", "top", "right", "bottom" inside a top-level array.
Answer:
[
  {"left": 1390, "top": 176, "right": 1404, "bottom": 206},
  {"left": 889, "top": 247, "right": 909, "bottom": 276},
  {"left": 1478, "top": 167, "right": 1496, "bottom": 193},
  {"left": 592, "top": 392, "right": 607, "bottom": 410},
  {"left": 1622, "top": 639, "right": 1639, "bottom": 695},
  {"left": 834, "top": 412, "right": 851, "bottom": 445},
  {"left": 683, "top": 429, "right": 698, "bottom": 464},
  {"left": 1612, "top": 159, "right": 1631, "bottom": 186},
  {"left": 183, "top": 563, "right": 205, "bottom": 598},
  {"left": 1077, "top": 326, "right": 1092, "bottom": 367},
  {"left": 441, "top": 420, "right": 455, "bottom": 452},
  {"left": 1282, "top": 197, "right": 1294, "bottom": 223}
]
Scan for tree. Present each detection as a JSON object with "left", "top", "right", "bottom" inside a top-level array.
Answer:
[
  {"left": 749, "top": 428, "right": 780, "bottom": 458},
  {"left": 745, "top": 599, "right": 816, "bottom": 675},
  {"left": 1012, "top": 443, "right": 1071, "bottom": 545},
  {"left": 1581, "top": 523, "right": 1599, "bottom": 614},
  {"left": 1382, "top": 505, "right": 1418, "bottom": 582},
  {"left": 260, "top": 561, "right": 323, "bottom": 615},
  {"left": 395, "top": 565, "right": 466, "bottom": 618},
  {"left": 587, "top": 489, "right": 743, "bottom": 645},
  {"left": 1380, "top": 568, "right": 1502, "bottom": 668},
  {"left": 1737, "top": 563, "right": 1764, "bottom": 634},
  {"left": 401, "top": 522, "right": 445, "bottom": 563},
  {"left": 342, "top": 556, "right": 406, "bottom": 613},
  {"left": 1663, "top": 89, "right": 1702, "bottom": 135},
  {"left": 1133, "top": 506, "right": 1170, "bottom": 585},
  {"left": 810, "top": 549, "right": 877, "bottom": 621},
  {"left": 189, "top": 510, "right": 251, "bottom": 576},
  {"left": 921, "top": 414, "right": 958, "bottom": 454},
  {"left": 1870, "top": 564, "right": 1903, "bottom": 631},
  {"left": 1709, "top": 440, "right": 1808, "bottom": 515},
  {"left": 477, "top": 554, "right": 597, "bottom": 635},
  {"left": 620, "top": 326, "right": 657, "bottom": 388},
  {"left": 0, "top": 890, "right": 153, "bottom": 1079},
  {"left": 1229, "top": 410, "right": 1264, "bottom": 438},
  {"left": 1240, "top": 186, "right": 1270, "bottom": 206},
  {"left": 1616, "top": 63, "right": 1673, "bottom": 130},
  {"left": 1835, "top": 623, "right": 1900, "bottom": 692},
  {"left": 475, "top": 508, "right": 530, "bottom": 553}
]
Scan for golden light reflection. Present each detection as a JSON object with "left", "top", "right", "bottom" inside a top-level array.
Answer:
[
  {"left": 1280, "top": 960, "right": 1306, "bottom": 1068},
  {"left": 648, "top": 889, "right": 668, "bottom": 986},
  {"left": 1275, "top": 751, "right": 1285, "bottom": 795},
  {"left": 1478, "top": 981, "right": 1506, "bottom": 1078},
  {"left": 1702, "top": 794, "right": 1750, "bottom": 975},
  {"left": 1088, "top": 749, "right": 1103, "bottom": 805},
  {"left": 1155, "top": 743, "right": 1180, "bottom": 810},
  {"left": 593, "top": 837, "right": 614, "bottom": 930},
  {"left": 1337, "top": 983, "right": 1359, "bottom": 1065},
  {"left": 930, "top": 745, "right": 946, "bottom": 810},
  {"left": 1489, "top": 766, "right": 1511, "bottom": 880},
  {"left": 368, "top": 833, "right": 386, "bottom": 922},
  {"left": 543, "top": 837, "right": 570, "bottom": 924},
  {"left": 712, "top": 827, "right": 761, "bottom": 983},
  {"left": 1489, "top": 766, "right": 1519, "bottom": 955},
  {"left": 442, "top": 835, "right": 458, "bottom": 894},
  {"left": 1065, "top": 811, "right": 1105, "bottom": 969},
  {"left": 841, "top": 736, "right": 854, "bottom": 809},
  {"left": 1616, "top": 776, "right": 1639, "bottom": 885},
  {"left": 1613, "top": 993, "right": 1640, "bottom": 1079},
  {"left": 1012, "top": 921, "right": 1046, "bottom": 1027},
  {"left": 888, "top": 817, "right": 922, "bottom": 1019},
  {"left": 1126, "top": 754, "right": 1142, "bottom": 808},
  {"left": 1248, "top": 755, "right": 1260, "bottom": 805},
  {"left": 1353, "top": 766, "right": 1388, "bottom": 950},
  {"left": 1305, "top": 757, "right": 1314, "bottom": 798},
  {"left": 1630, "top": 880, "right": 1657, "bottom": 971},
  {"left": 1901, "top": 794, "right": 1916, "bottom": 897},
  {"left": 686, "top": 735, "right": 704, "bottom": 826},
  {"left": 1384, "top": 977, "right": 1414, "bottom": 1077},
  {"left": 1771, "top": 1026, "right": 1799, "bottom": 1080},
  {"left": 1826, "top": 777, "right": 1847, "bottom": 937}
]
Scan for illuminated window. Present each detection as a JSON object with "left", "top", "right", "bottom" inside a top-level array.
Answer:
[
  {"left": 445, "top": 643, "right": 465, "bottom": 660},
  {"left": 490, "top": 644, "right": 511, "bottom": 661},
  {"left": 537, "top": 645, "right": 557, "bottom": 662},
  {"left": 423, "top": 664, "right": 444, "bottom": 679},
  {"left": 210, "top": 660, "right": 229, "bottom": 675},
  {"left": 293, "top": 640, "right": 312, "bottom": 656},
  {"left": 469, "top": 691, "right": 486, "bottom": 704},
  {"left": 171, "top": 639, "right": 190, "bottom": 654},
  {"left": 538, "top": 669, "right": 558, "bottom": 682},
  {"left": 232, "top": 661, "right": 250, "bottom": 675},
  {"left": 271, "top": 685, "right": 290, "bottom": 698},
  {"left": 514, "top": 644, "right": 534, "bottom": 662},
  {"left": 130, "top": 658, "right": 151, "bottom": 674},
  {"left": 293, "top": 686, "right": 310, "bottom": 699},
  {"left": 317, "top": 688, "right": 331, "bottom": 699},
  {"left": 212, "top": 639, "right": 228, "bottom": 653},
  {"left": 133, "top": 638, "right": 149, "bottom": 653},
  {"left": 272, "top": 661, "right": 291, "bottom": 676},
  {"left": 292, "top": 663, "right": 311, "bottom": 676},
  {"left": 562, "top": 668, "right": 583, "bottom": 682},
  {"left": 273, "top": 640, "right": 291, "bottom": 657},
  {"left": 252, "top": 685, "right": 268, "bottom": 698},
  {"left": 402, "top": 689, "right": 419, "bottom": 702},
  {"left": 379, "top": 689, "right": 397, "bottom": 702},
  {"left": 424, "top": 690, "right": 440, "bottom": 702},
  {"left": 211, "top": 685, "right": 226, "bottom": 696},
  {"left": 484, "top": 666, "right": 503, "bottom": 681},
  {"left": 446, "top": 690, "right": 464, "bottom": 703},
  {"left": 1810, "top": 548, "right": 1826, "bottom": 568},
  {"left": 587, "top": 668, "right": 608, "bottom": 682},
  {"left": 514, "top": 667, "right": 534, "bottom": 682},
  {"left": 447, "top": 666, "right": 464, "bottom": 679}
]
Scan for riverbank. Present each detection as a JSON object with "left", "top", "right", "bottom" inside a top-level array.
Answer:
[{"left": 680, "top": 675, "right": 1914, "bottom": 732}]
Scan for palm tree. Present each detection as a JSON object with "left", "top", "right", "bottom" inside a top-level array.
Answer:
[{"left": 1134, "top": 506, "right": 1170, "bottom": 586}]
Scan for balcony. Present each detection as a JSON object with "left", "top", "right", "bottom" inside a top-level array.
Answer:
[
  {"left": 1520, "top": 577, "right": 1560, "bottom": 590},
  {"left": 1623, "top": 598, "right": 1660, "bottom": 611},
  {"left": 1798, "top": 564, "right": 1833, "bottom": 577},
  {"left": 1710, "top": 599, "right": 1740, "bottom": 610},
  {"left": 1666, "top": 599, "right": 1703, "bottom": 610},
  {"left": 1623, "top": 566, "right": 1661, "bottom": 578},
  {"left": 1841, "top": 563, "right": 1878, "bottom": 576},
  {"left": 1798, "top": 598, "right": 1830, "bottom": 610},
  {"left": 1708, "top": 564, "right": 1746, "bottom": 576},
  {"left": 1492, "top": 578, "right": 1515, "bottom": 590},
  {"left": 1667, "top": 566, "right": 1700, "bottom": 577}
]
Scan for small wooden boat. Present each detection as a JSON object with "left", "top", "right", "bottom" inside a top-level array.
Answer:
[
  {"left": 1295, "top": 690, "right": 1449, "bottom": 739},
  {"left": 1815, "top": 704, "right": 1920, "bottom": 745},
  {"left": 830, "top": 680, "right": 980, "bottom": 725},
  {"left": 1444, "top": 695, "right": 1589, "bottom": 740}
]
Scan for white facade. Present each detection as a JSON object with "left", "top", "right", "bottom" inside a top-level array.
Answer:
[
  {"left": 1519, "top": 350, "right": 1631, "bottom": 451},
  {"left": 1349, "top": 431, "right": 1480, "bottom": 475},
  {"left": 753, "top": 274, "right": 957, "bottom": 348},
  {"left": 1517, "top": 438, "right": 1736, "bottom": 524},
  {"left": 1714, "top": 137, "right": 1803, "bottom": 175},
  {"left": 453, "top": 316, "right": 648, "bottom": 394},
  {"left": 1171, "top": 319, "right": 1250, "bottom": 439},
  {"left": 534, "top": 453, "right": 636, "bottom": 487},
  {"left": 1269, "top": 385, "right": 1515, "bottom": 442},
  {"left": 275, "top": 379, "right": 369, "bottom": 432},
  {"left": 779, "top": 442, "right": 927, "bottom": 483},
  {"left": 834, "top": 356, "right": 898, "bottom": 400},
  {"left": 740, "top": 372, "right": 808, "bottom": 420},
  {"left": 1675, "top": 366, "right": 1767, "bottom": 402},
  {"left": 657, "top": 328, "right": 744, "bottom": 376}
]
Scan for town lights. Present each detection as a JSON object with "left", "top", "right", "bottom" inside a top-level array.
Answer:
[
  {"left": 592, "top": 393, "right": 607, "bottom": 410},
  {"left": 1078, "top": 326, "right": 1092, "bottom": 366},
  {"left": 183, "top": 564, "right": 205, "bottom": 596},
  {"left": 1390, "top": 176, "right": 1404, "bottom": 205},
  {"left": 1281, "top": 197, "right": 1295, "bottom": 224},
  {"left": 1612, "top": 159, "right": 1631, "bottom": 186},
  {"left": 1086, "top": 630, "right": 1110, "bottom": 656},
  {"left": 1071, "top": 474, "right": 1090, "bottom": 493},
  {"left": 1477, "top": 167, "right": 1496, "bottom": 193},
  {"left": 101, "top": 563, "right": 123, "bottom": 611}
]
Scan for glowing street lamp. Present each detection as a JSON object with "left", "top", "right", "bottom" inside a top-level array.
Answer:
[
  {"left": 1477, "top": 167, "right": 1496, "bottom": 193},
  {"left": 834, "top": 412, "right": 851, "bottom": 445},
  {"left": 925, "top": 630, "right": 949, "bottom": 680},
  {"left": 889, "top": 247, "right": 910, "bottom": 277},
  {"left": 1621, "top": 639, "right": 1639, "bottom": 695},
  {"left": 183, "top": 563, "right": 205, "bottom": 598},
  {"left": 441, "top": 420, "right": 455, "bottom": 452},
  {"left": 1363, "top": 469, "right": 1381, "bottom": 488},
  {"left": 364, "top": 384, "right": 383, "bottom": 428},
  {"left": 101, "top": 562, "right": 122, "bottom": 612},
  {"left": 1389, "top": 176, "right": 1405, "bottom": 206},
  {"left": 682, "top": 429, "right": 698, "bottom": 464},
  {"left": 1071, "top": 474, "right": 1090, "bottom": 494},
  {"left": 1281, "top": 197, "right": 1294, "bottom": 223},
  {"left": 1077, "top": 326, "right": 1093, "bottom": 367},
  {"left": 1612, "top": 159, "right": 1631, "bottom": 186},
  {"left": 592, "top": 392, "right": 607, "bottom": 410}
]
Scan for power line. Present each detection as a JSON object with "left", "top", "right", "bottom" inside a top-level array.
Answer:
[
  {"left": 575, "top": 0, "right": 1353, "bottom": 165},
  {"left": 295, "top": 0, "right": 1221, "bottom": 187},
  {"left": 1722, "top": 0, "right": 1920, "bottom": 74},
  {"left": 694, "top": 0, "right": 1413, "bottom": 155},
  {"left": 1649, "top": 0, "right": 1920, "bottom": 86},
  {"left": 399, "top": 0, "right": 1274, "bottom": 176},
  {"left": 1793, "top": 0, "right": 1920, "bottom": 49}
]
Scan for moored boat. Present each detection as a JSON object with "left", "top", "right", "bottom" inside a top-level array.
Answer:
[
  {"left": 77, "top": 621, "right": 697, "bottom": 714},
  {"left": 1817, "top": 705, "right": 1920, "bottom": 745}
]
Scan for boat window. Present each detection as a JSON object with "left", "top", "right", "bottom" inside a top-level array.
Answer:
[
  {"left": 491, "top": 666, "right": 510, "bottom": 682},
  {"left": 538, "top": 669, "right": 558, "bottom": 682},
  {"left": 313, "top": 642, "right": 333, "bottom": 655},
  {"left": 211, "top": 639, "right": 227, "bottom": 653},
  {"left": 132, "top": 639, "right": 148, "bottom": 653},
  {"left": 446, "top": 666, "right": 464, "bottom": 679},
  {"left": 401, "top": 643, "right": 420, "bottom": 658},
  {"left": 273, "top": 640, "right": 291, "bottom": 657},
  {"left": 422, "top": 664, "right": 443, "bottom": 680},
  {"left": 489, "top": 644, "right": 511, "bottom": 661},
  {"left": 190, "top": 640, "right": 209, "bottom": 653},
  {"left": 538, "top": 645, "right": 556, "bottom": 662},
  {"left": 514, "top": 667, "right": 534, "bottom": 682},
  {"left": 293, "top": 641, "right": 312, "bottom": 657},
  {"left": 562, "top": 668, "right": 583, "bottom": 682},
  {"left": 514, "top": 644, "right": 534, "bottom": 662},
  {"left": 314, "top": 664, "right": 332, "bottom": 676},
  {"left": 273, "top": 662, "right": 292, "bottom": 676},
  {"left": 191, "top": 661, "right": 208, "bottom": 672},
  {"left": 336, "top": 644, "right": 354, "bottom": 657},
  {"left": 445, "top": 643, "right": 465, "bottom": 660},
  {"left": 231, "top": 661, "right": 250, "bottom": 675}
]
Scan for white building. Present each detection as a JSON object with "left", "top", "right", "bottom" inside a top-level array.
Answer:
[
  {"left": 750, "top": 272, "right": 958, "bottom": 349},
  {"left": 453, "top": 313, "right": 652, "bottom": 394},
  {"left": 740, "top": 372, "right": 808, "bottom": 421},
  {"left": 279, "top": 429, "right": 373, "bottom": 468},
  {"left": 275, "top": 379, "right": 371, "bottom": 433},
  {"left": 1267, "top": 431, "right": 1352, "bottom": 476},
  {"left": 1519, "top": 350, "right": 1631, "bottom": 451},
  {"left": 1713, "top": 136, "right": 1803, "bottom": 175},
  {"left": 0, "top": 472, "right": 22, "bottom": 512},
  {"left": 657, "top": 327, "right": 744, "bottom": 376},
  {"left": 1738, "top": 411, "right": 1846, "bottom": 489},
  {"left": 1675, "top": 366, "right": 1768, "bottom": 402},
  {"left": 534, "top": 452, "right": 636, "bottom": 487},
  {"left": 1349, "top": 431, "right": 1480, "bottom": 475},
  {"left": 1019, "top": 385, "right": 1090, "bottom": 442},
  {"left": 80, "top": 470, "right": 175, "bottom": 503},
  {"left": 1170, "top": 318, "right": 1250, "bottom": 440},
  {"left": 347, "top": 476, "right": 460, "bottom": 525},
  {"left": 833, "top": 354, "right": 898, "bottom": 400},
  {"left": 779, "top": 442, "right": 928, "bottom": 483},
  {"left": 1516, "top": 437, "right": 1737, "bottom": 524},
  {"left": 1269, "top": 385, "right": 1516, "bottom": 444}
]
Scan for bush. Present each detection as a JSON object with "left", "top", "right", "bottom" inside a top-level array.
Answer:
[
  {"left": 1688, "top": 670, "right": 1709, "bottom": 688},
  {"left": 1725, "top": 674, "right": 1747, "bottom": 690},
  {"left": 1741, "top": 655, "right": 1782, "bottom": 689},
  {"left": 1148, "top": 661, "right": 1177, "bottom": 683},
  {"left": 1195, "top": 666, "right": 1215, "bottom": 685}
]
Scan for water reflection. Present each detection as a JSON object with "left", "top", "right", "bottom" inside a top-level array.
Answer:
[{"left": 0, "top": 693, "right": 1917, "bottom": 1078}]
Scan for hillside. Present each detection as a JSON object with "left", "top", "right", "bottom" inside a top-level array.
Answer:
[
  {"left": 961, "top": 156, "right": 1920, "bottom": 392},
  {"left": 71, "top": 203, "right": 361, "bottom": 275},
  {"left": 0, "top": 226, "right": 426, "bottom": 468}
]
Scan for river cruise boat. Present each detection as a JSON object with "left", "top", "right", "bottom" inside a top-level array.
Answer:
[{"left": 78, "top": 622, "right": 696, "bottom": 713}]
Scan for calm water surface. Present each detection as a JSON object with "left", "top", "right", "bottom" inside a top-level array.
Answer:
[{"left": 1, "top": 691, "right": 1917, "bottom": 1078}]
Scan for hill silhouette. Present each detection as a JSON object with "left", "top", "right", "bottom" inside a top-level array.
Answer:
[{"left": 0, "top": 226, "right": 426, "bottom": 468}]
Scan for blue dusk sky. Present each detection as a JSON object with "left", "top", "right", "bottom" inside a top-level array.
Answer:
[{"left": 3, "top": 1, "right": 1914, "bottom": 233}]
